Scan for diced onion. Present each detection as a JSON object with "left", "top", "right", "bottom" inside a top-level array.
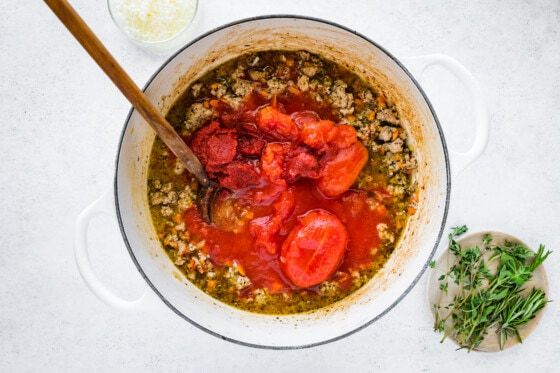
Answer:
[{"left": 118, "top": 0, "right": 196, "bottom": 42}]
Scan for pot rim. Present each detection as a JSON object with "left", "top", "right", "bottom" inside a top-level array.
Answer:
[{"left": 113, "top": 14, "right": 451, "bottom": 349}]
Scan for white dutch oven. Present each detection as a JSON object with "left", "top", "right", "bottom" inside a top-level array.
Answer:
[{"left": 75, "top": 16, "right": 489, "bottom": 349}]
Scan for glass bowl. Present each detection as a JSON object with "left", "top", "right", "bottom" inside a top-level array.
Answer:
[{"left": 108, "top": 0, "right": 198, "bottom": 54}]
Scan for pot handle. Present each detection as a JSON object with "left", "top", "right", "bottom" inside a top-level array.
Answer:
[
  {"left": 401, "top": 54, "right": 489, "bottom": 176},
  {"left": 74, "top": 190, "right": 153, "bottom": 310}
]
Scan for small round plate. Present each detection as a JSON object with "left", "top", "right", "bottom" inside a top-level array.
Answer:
[{"left": 427, "top": 231, "right": 549, "bottom": 352}]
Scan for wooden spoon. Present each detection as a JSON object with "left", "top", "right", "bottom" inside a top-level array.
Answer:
[{"left": 45, "top": 0, "right": 218, "bottom": 219}]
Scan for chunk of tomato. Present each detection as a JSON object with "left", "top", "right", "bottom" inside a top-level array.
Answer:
[
  {"left": 250, "top": 188, "right": 296, "bottom": 254},
  {"left": 317, "top": 141, "right": 368, "bottom": 197},
  {"left": 260, "top": 143, "right": 289, "bottom": 186},
  {"left": 257, "top": 106, "right": 299, "bottom": 140},
  {"left": 329, "top": 124, "right": 358, "bottom": 149},
  {"left": 250, "top": 215, "right": 281, "bottom": 255},
  {"left": 291, "top": 111, "right": 320, "bottom": 129},
  {"left": 300, "top": 120, "right": 335, "bottom": 151},
  {"left": 280, "top": 210, "right": 348, "bottom": 288},
  {"left": 300, "top": 120, "right": 358, "bottom": 151}
]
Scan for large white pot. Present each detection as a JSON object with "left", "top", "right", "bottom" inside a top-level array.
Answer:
[{"left": 75, "top": 16, "right": 489, "bottom": 349}]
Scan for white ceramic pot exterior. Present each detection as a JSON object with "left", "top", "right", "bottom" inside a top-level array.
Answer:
[{"left": 75, "top": 16, "right": 489, "bottom": 348}]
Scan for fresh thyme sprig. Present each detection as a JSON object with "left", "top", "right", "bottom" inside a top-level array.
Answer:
[{"left": 432, "top": 226, "right": 552, "bottom": 351}]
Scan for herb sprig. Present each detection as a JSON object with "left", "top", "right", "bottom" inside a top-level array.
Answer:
[{"left": 432, "top": 226, "right": 551, "bottom": 351}]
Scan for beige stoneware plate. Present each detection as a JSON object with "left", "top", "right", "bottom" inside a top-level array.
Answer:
[{"left": 427, "top": 231, "right": 549, "bottom": 352}]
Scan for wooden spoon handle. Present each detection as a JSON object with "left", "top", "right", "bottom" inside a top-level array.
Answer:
[{"left": 44, "top": 0, "right": 210, "bottom": 186}]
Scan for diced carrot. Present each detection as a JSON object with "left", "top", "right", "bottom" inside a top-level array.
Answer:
[
  {"left": 376, "top": 204, "right": 388, "bottom": 216},
  {"left": 235, "top": 261, "right": 246, "bottom": 276},
  {"left": 407, "top": 206, "right": 417, "bottom": 215},
  {"left": 376, "top": 95, "right": 387, "bottom": 107},
  {"left": 206, "top": 279, "right": 218, "bottom": 292},
  {"left": 163, "top": 235, "right": 171, "bottom": 245},
  {"left": 346, "top": 114, "right": 356, "bottom": 122},
  {"left": 354, "top": 98, "right": 363, "bottom": 106},
  {"left": 392, "top": 130, "right": 400, "bottom": 140},
  {"left": 269, "top": 281, "right": 285, "bottom": 294},
  {"left": 210, "top": 82, "right": 219, "bottom": 90},
  {"left": 285, "top": 58, "right": 295, "bottom": 67},
  {"left": 209, "top": 99, "right": 219, "bottom": 108},
  {"left": 259, "top": 90, "right": 270, "bottom": 99},
  {"left": 288, "top": 85, "right": 300, "bottom": 95},
  {"left": 186, "top": 259, "right": 196, "bottom": 271},
  {"left": 368, "top": 111, "right": 375, "bottom": 121},
  {"left": 172, "top": 214, "right": 182, "bottom": 224},
  {"left": 203, "top": 100, "right": 210, "bottom": 108}
]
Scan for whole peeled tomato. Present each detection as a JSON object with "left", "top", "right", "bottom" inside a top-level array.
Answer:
[{"left": 280, "top": 209, "right": 348, "bottom": 288}]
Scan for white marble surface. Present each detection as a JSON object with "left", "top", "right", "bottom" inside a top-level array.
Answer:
[{"left": 2, "top": 0, "right": 559, "bottom": 371}]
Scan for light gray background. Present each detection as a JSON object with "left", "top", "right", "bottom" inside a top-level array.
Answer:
[{"left": 2, "top": 0, "right": 559, "bottom": 371}]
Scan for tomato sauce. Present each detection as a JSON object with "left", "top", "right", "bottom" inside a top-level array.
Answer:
[
  {"left": 183, "top": 91, "right": 390, "bottom": 295},
  {"left": 184, "top": 179, "right": 389, "bottom": 293}
]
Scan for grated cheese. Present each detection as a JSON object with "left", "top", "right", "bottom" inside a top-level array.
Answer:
[{"left": 118, "top": 0, "right": 196, "bottom": 42}]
